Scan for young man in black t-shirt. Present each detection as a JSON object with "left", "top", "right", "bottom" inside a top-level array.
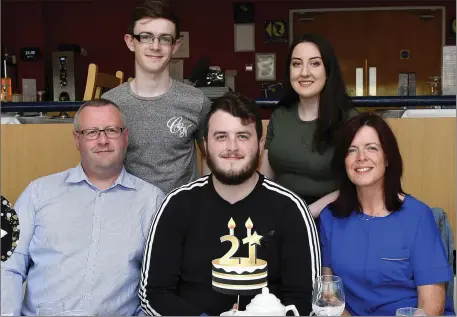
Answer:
[{"left": 139, "top": 92, "right": 321, "bottom": 316}]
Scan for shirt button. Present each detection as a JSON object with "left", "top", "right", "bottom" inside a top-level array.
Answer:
[{"left": 82, "top": 294, "right": 89, "bottom": 299}]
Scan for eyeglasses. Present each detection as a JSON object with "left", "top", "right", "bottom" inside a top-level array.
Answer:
[
  {"left": 131, "top": 33, "right": 175, "bottom": 45},
  {"left": 76, "top": 127, "right": 125, "bottom": 140}
]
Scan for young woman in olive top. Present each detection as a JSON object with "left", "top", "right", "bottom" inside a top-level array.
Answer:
[{"left": 260, "top": 34, "right": 356, "bottom": 217}]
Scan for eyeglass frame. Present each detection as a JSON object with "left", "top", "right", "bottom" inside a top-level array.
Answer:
[
  {"left": 131, "top": 33, "right": 176, "bottom": 45},
  {"left": 75, "top": 127, "right": 126, "bottom": 140}
]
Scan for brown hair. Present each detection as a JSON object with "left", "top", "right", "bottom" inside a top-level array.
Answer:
[
  {"left": 330, "top": 113, "right": 406, "bottom": 218},
  {"left": 129, "top": 0, "right": 180, "bottom": 38},
  {"left": 204, "top": 92, "right": 263, "bottom": 141}
]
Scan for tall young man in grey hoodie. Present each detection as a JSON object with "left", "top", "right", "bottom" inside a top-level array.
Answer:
[{"left": 103, "top": 0, "right": 211, "bottom": 193}]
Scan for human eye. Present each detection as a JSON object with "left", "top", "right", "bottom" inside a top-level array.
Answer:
[
  {"left": 367, "top": 146, "right": 378, "bottom": 151},
  {"left": 139, "top": 34, "right": 153, "bottom": 43},
  {"left": 84, "top": 129, "right": 99, "bottom": 138},
  {"left": 105, "top": 127, "right": 120, "bottom": 135},
  {"left": 215, "top": 134, "right": 226, "bottom": 140},
  {"left": 238, "top": 134, "right": 249, "bottom": 140},
  {"left": 159, "top": 35, "right": 174, "bottom": 45},
  {"left": 291, "top": 61, "right": 302, "bottom": 67},
  {"left": 310, "top": 60, "right": 321, "bottom": 67},
  {"left": 347, "top": 147, "right": 356, "bottom": 154}
]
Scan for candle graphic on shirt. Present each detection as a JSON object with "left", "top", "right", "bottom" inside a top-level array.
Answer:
[
  {"left": 245, "top": 218, "right": 253, "bottom": 237},
  {"left": 228, "top": 217, "right": 236, "bottom": 236}
]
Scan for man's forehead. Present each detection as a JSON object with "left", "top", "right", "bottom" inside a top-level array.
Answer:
[
  {"left": 79, "top": 108, "right": 122, "bottom": 124},
  {"left": 134, "top": 17, "right": 175, "bottom": 33}
]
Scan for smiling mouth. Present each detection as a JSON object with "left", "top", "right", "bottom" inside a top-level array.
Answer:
[
  {"left": 95, "top": 150, "right": 114, "bottom": 154},
  {"left": 298, "top": 80, "right": 314, "bottom": 86},
  {"left": 221, "top": 156, "right": 243, "bottom": 160},
  {"left": 355, "top": 167, "right": 373, "bottom": 173}
]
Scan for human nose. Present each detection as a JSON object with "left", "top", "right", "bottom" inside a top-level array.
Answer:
[
  {"left": 97, "top": 130, "right": 110, "bottom": 145},
  {"left": 300, "top": 64, "right": 310, "bottom": 77},
  {"left": 356, "top": 150, "right": 367, "bottom": 161},
  {"left": 148, "top": 37, "right": 160, "bottom": 50},
  {"left": 226, "top": 136, "right": 239, "bottom": 151}
]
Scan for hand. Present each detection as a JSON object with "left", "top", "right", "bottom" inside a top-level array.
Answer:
[{"left": 232, "top": 304, "right": 238, "bottom": 310}]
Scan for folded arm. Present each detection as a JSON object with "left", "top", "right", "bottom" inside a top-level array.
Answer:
[{"left": 309, "top": 191, "right": 339, "bottom": 219}]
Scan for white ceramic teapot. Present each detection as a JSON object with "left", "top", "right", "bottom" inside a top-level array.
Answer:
[{"left": 245, "top": 287, "right": 300, "bottom": 316}]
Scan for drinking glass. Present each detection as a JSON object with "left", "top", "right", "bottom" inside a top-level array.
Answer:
[
  {"left": 396, "top": 307, "right": 427, "bottom": 316},
  {"left": 312, "top": 275, "right": 345, "bottom": 316},
  {"left": 36, "top": 301, "right": 64, "bottom": 316}
]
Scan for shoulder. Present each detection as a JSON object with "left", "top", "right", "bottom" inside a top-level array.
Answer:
[
  {"left": 33, "top": 168, "right": 75, "bottom": 188},
  {"left": 260, "top": 176, "right": 310, "bottom": 214},
  {"left": 163, "top": 175, "right": 211, "bottom": 204},
  {"left": 15, "top": 168, "right": 76, "bottom": 207},
  {"left": 172, "top": 81, "right": 208, "bottom": 103},
  {"left": 101, "top": 82, "right": 129, "bottom": 100},
  {"left": 125, "top": 172, "right": 164, "bottom": 198},
  {"left": 270, "top": 105, "right": 291, "bottom": 120},
  {"left": 400, "top": 195, "right": 434, "bottom": 219},
  {"left": 319, "top": 206, "right": 337, "bottom": 225}
]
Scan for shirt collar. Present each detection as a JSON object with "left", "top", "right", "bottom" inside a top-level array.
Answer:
[{"left": 66, "top": 163, "right": 137, "bottom": 190}]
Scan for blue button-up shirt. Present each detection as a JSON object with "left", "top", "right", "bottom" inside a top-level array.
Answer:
[{"left": 1, "top": 164, "right": 164, "bottom": 316}]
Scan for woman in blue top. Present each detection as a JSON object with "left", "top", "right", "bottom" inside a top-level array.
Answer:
[{"left": 319, "top": 113, "right": 454, "bottom": 316}]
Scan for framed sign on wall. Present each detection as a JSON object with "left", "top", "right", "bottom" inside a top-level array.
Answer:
[{"left": 255, "top": 53, "right": 276, "bottom": 81}]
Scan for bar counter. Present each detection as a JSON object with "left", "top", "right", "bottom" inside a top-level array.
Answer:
[{"left": 1, "top": 95, "right": 456, "bottom": 113}]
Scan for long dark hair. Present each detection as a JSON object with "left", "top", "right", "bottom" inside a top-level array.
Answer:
[
  {"left": 330, "top": 113, "right": 406, "bottom": 218},
  {"left": 277, "top": 33, "right": 352, "bottom": 153}
]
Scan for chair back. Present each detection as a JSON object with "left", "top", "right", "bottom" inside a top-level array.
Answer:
[
  {"left": 431, "top": 207, "right": 455, "bottom": 300},
  {"left": 83, "top": 63, "right": 124, "bottom": 100}
]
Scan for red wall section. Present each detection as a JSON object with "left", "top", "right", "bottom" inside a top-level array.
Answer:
[{"left": 2, "top": 0, "right": 455, "bottom": 98}]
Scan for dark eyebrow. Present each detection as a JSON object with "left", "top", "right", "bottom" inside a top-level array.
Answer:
[
  {"left": 349, "top": 142, "right": 381, "bottom": 147},
  {"left": 213, "top": 131, "right": 252, "bottom": 135},
  {"left": 137, "top": 32, "right": 173, "bottom": 37},
  {"left": 291, "top": 56, "right": 322, "bottom": 61}
]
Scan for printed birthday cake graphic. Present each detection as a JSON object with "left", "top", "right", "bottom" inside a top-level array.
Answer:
[{"left": 212, "top": 217, "right": 267, "bottom": 295}]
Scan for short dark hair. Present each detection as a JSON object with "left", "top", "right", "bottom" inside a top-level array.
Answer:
[
  {"left": 329, "top": 113, "right": 406, "bottom": 218},
  {"left": 277, "top": 33, "right": 353, "bottom": 154},
  {"left": 204, "top": 92, "right": 263, "bottom": 141},
  {"left": 129, "top": 0, "right": 180, "bottom": 38}
]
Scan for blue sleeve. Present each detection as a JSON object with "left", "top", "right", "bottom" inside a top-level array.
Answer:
[
  {"left": 413, "top": 207, "right": 453, "bottom": 286},
  {"left": 1, "top": 182, "right": 36, "bottom": 315},
  {"left": 318, "top": 208, "right": 332, "bottom": 268}
]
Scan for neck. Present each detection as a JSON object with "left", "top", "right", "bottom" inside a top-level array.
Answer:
[
  {"left": 357, "top": 183, "right": 388, "bottom": 216},
  {"left": 131, "top": 63, "right": 172, "bottom": 97},
  {"left": 83, "top": 164, "right": 122, "bottom": 191},
  {"left": 212, "top": 173, "right": 259, "bottom": 204},
  {"left": 297, "top": 95, "right": 320, "bottom": 121}
]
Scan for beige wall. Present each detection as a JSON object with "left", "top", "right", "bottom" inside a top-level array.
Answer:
[{"left": 2, "top": 118, "right": 455, "bottom": 234}]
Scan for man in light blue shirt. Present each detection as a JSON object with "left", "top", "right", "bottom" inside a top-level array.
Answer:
[{"left": 1, "top": 99, "right": 164, "bottom": 316}]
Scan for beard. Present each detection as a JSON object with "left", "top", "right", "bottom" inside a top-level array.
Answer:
[{"left": 206, "top": 150, "right": 260, "bottom": 185}]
